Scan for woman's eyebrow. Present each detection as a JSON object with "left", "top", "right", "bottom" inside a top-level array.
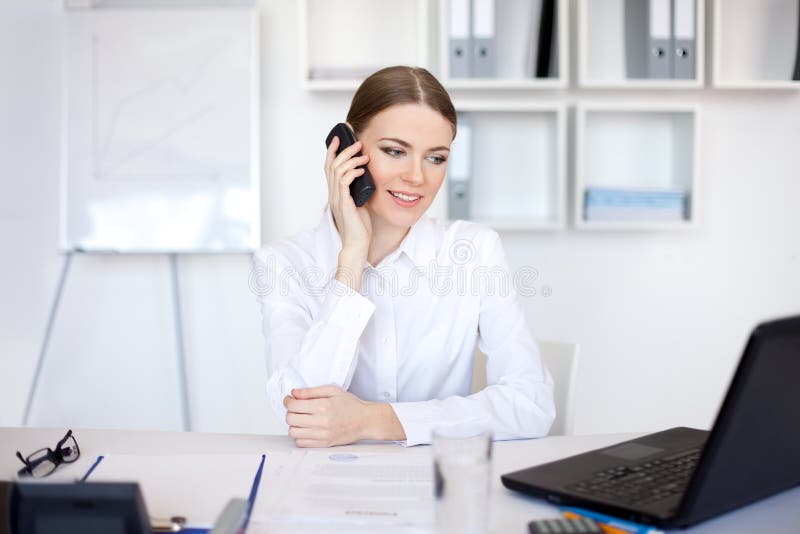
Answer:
[{"left": 378, "top": 137, "right": 451, "bottom": 152}]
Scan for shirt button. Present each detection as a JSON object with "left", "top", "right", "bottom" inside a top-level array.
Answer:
[{"left": 383, "top": 336, "right": 390, "bottom": 344}]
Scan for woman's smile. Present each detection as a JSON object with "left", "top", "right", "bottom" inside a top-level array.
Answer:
[{"left": 388, "top": 189, "right": 423, "bottom": 207}]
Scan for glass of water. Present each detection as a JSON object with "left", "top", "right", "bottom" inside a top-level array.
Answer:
[{"left": 432, "top": 428, "right": 492, "bottom": 534}]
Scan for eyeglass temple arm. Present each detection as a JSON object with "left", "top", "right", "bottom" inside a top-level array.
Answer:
[
  {"left": 15, "top": 450, "right": 29, "bottom": 466},
  {"left": 56, "top": 429, "right": 74, "bottom": 450},
  {"left": 15, "top": 451, "right": 33, "bottom": 476}
]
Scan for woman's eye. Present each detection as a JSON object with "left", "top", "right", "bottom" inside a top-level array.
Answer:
[
  {"left": 428, "top": 155, "right": 447, "bottom": 165},
  {"left": 383, "top": 148, "right": 404, "bottom": 157}
]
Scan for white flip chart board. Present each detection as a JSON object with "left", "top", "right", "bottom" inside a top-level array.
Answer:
[{"left": 61, "top": 4, "right": 260, "bottom": 253}]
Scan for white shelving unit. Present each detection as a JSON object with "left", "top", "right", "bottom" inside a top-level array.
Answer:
[
  {"left": 440, "top": 101, "right": 567, "bottom": 230},
  {"left": 574, "top": 104, "right": 699, "bottom": 230},
  {"left": 297, "top": 1, "right": 708, "bottom": 233},
  {"left": 439, "top": 0, "right": 569, "bottom": 89},
  {"left": 578, "top": 0, "right": 705, "bottom": 89},
  {"left": 712, "top": 0, "right": 800, "bottom": 89},
  {"left": 298, "top": 0, "right": 431, "bottom": 91}
]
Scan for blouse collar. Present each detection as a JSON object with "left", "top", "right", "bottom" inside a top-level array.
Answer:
[{"left": 315, "top": 205, "right": 438, "bottom": 276}]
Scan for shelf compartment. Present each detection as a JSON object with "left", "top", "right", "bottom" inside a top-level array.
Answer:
[
  {"left": 713, "top": 0, "right": 800, "bottom": 88},
  {"left": 578, "top": 0, "right": 705, "bottom": 88},
  {"left": 575, "top": 104, "right": 699, "bottom": 230},
  {"left": 439, "top": 0, "right": 569, "bottom": 89},
  {"left": 299, "top": 0, "right": 430, "bottom": 90},
  {"left": 439, "top": 102, "right": 566, "bottom": 230}
]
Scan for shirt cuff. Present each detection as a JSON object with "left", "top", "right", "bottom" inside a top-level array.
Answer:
[
  {"left": 320, "top": 278, "right": 375, "bottom": 331},
  {"left": 390, "top": 401, "right": 435, "bottom": 447}
]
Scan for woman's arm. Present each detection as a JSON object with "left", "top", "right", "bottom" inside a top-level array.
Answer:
[
  {"left": 253, "top": 246, "right": 375, "bottom": 425},
  {"left": 257, "top": 133, "right": 376, "bottom": 441}
]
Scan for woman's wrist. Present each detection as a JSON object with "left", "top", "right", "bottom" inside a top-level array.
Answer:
[
  {"left": 360, "top": 401, "right": 406, "bottom": 442},
  {"left": 336, "top": 248, "right": 366, "bottom": 292}
]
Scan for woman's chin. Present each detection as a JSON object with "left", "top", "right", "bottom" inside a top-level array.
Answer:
[{"left": 370, "top": 202, "right": 427, "bottom": 228}]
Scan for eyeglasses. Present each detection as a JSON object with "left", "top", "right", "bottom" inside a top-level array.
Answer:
[{"left": 16, "top": 429, "right": 81, "bottom": 478}]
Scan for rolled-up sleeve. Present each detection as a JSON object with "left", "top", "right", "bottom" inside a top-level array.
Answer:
[
  {"left": 252, "top": 247, "right": 375, "bottom": 423},
  {"left": 390, "top": 230, "right": 555, "bottom": 446}
]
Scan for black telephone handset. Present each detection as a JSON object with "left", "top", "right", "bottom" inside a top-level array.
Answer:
[{"left": 325, "top": 123, "right": 375, "bottom": 207}]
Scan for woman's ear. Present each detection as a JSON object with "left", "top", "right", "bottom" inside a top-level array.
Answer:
[{"left": 345, "top": 121, "right": 363, "bottom": 142}]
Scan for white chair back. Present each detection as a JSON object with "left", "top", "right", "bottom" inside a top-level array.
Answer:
[{"left": 471, "top": 339, "right": 579, "bottom": 435}]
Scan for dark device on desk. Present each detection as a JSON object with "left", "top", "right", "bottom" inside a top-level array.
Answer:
[
  {"left": 1, "top": 481, "right": 11, "bottom": 534},
  {"left": 9, "top": 482, "right": 150, "bottom": 534},
  {"left": 528, "top": 517, "right": 602, "bottom": 533},
  {"left": 502, "top": 314, "right": 800, "bottom": 529},
  {"left": 325, "top": 123, "right": 375, "bottom": 207}
]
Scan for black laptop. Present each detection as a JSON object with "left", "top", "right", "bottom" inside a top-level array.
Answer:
[{"left": 501, "top": 315, "right": 800, "bottom": 529}]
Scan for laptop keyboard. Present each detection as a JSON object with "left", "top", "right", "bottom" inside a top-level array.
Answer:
[{"left": 566, "top": 447, "right": 702, "bottom": 506}]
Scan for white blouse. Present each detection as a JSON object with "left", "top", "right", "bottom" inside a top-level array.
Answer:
[{"left": 252, "top": 206, "right": 555, "bottom": 446}]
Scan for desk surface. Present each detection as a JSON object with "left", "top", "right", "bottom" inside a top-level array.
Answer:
[{"left": 1, "top": 427, "right": 798, "bottom": 533}]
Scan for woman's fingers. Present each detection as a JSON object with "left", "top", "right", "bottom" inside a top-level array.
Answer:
[
  {"left": 331, "top": 140, "right": 364, "bottom": 170},
  {"left": 292, "top": 385, "right": 343, "bottom": 399},
  {"left": 333, "top": 165, "right": 367, "bottom": 218},
  {"left": 324, "top": 136, "right": 338, "bottom": 188},
  {"left": 333, "top": 154, "right": 369, "bottom": 177},
  {"left": 338, "top": 167, "right": 366, "bottom": 195},
  {"left": 333, "top": 157, "right": 369, "bottom": 201},
  {"left": 285, "top": 411, "right": 316, "bottom": 428},
  {"left": 326, "top": 141, "right": 367, "bottom": 210},
  {"left": 293, "top": 438, "right": 327, "bottom": 448},
  {"left": 288, "top": 426, "right": 329, "bottom": 441},
  {"left": 284, "top": 397, "right": 326, "bottom": 415}
]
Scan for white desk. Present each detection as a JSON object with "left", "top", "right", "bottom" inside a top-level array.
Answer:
[{"left": 1, "top": 427, "right": 798, "bottom": 533}]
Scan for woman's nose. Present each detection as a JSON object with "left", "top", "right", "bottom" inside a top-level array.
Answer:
[{"left": 403, "top": 161, "right": 424, "bottom": 185}]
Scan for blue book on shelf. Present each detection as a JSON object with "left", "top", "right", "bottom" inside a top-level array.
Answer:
[
  {"left": 584, "top": 187, "right": 688, "bottom": 221},
  {"left": 585, "top": 187, "right": 686, "bottom": 206}
]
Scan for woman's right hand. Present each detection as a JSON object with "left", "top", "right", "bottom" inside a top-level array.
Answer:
[{"left": 325, "top": 135, "right": 372, "bottom": 256}]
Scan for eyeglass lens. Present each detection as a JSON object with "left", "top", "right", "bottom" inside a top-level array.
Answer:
[
  {"left": 27, "top": 448, "right": 57, "bottom": 478},
  {"left": 60, "top": 435, "right": 79, "bottom": 463}
]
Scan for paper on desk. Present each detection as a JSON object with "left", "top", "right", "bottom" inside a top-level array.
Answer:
[
  {"left": 85, "top": 454, "right": 262, "bottom": 527},
  {"left": 256, "top": 450, "right": 434, "bottom": 527}
]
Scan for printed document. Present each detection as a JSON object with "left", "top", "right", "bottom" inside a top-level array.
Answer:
[{"left": 259, "top": 450, "right": 434, "bottom": 527}]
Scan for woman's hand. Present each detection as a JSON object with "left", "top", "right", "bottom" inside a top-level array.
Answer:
[
  {"left": 325, "top": 135, "right": 372, "bottom": 257},
  {"left": 284, "top": 385, "right": 406, "bottom": 447}
]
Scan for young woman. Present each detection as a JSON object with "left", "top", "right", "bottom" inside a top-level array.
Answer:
[{"left": 253, "top": 66, "right": 554, "bottom": 447}]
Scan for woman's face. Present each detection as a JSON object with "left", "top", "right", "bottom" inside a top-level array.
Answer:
[{"left": 356, "top": 103, "right": 453, "bottom": 230}]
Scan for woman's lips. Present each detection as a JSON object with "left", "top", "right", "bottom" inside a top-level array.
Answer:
[{"left": 388, "top": 190, "right": 422, "bottom": 207}]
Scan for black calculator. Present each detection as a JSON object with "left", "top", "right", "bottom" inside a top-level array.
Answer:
[{"left": 528, "top": 516, "right": 604, "bottom": 533}]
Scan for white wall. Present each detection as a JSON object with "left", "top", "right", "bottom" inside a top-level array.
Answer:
[{"left": 1, "top": 0, "right": 798, "bottom": 436}]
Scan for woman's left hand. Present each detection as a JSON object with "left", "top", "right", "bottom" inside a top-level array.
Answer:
[{"left": 284, "top": 385, "right": 371, "bottom": 447}]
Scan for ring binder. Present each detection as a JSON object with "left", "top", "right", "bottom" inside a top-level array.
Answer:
[
  {"left": 648, "top": 0, "right": 672, "bottom": 78},
  {"left": 794, "top": 0, "right": 800, "bottom": 81},
  {"left": 625, "top": 0, "right": 649, "bottom": 78},
  {"left": 626, "top": 0, "right": 696, "bottom": 80},
  {"left": 673, "top": 0, "right": 695, "bottom": 79},
  {"left": 447, "top": 119, "right": 472, "bottom": 220},
  {"left": 449, "top": 0, "right": 471, "bottom": 78},
  {"left": 536, "top": 0, "right": 556, "bottom": 78},
  {"left": 472, "top": 0, "right": 496, "bottom": 77}
]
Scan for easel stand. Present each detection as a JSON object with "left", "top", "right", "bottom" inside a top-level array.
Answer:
[{"left": 23, "top": 251, "right": 192, "bottom": 431}]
